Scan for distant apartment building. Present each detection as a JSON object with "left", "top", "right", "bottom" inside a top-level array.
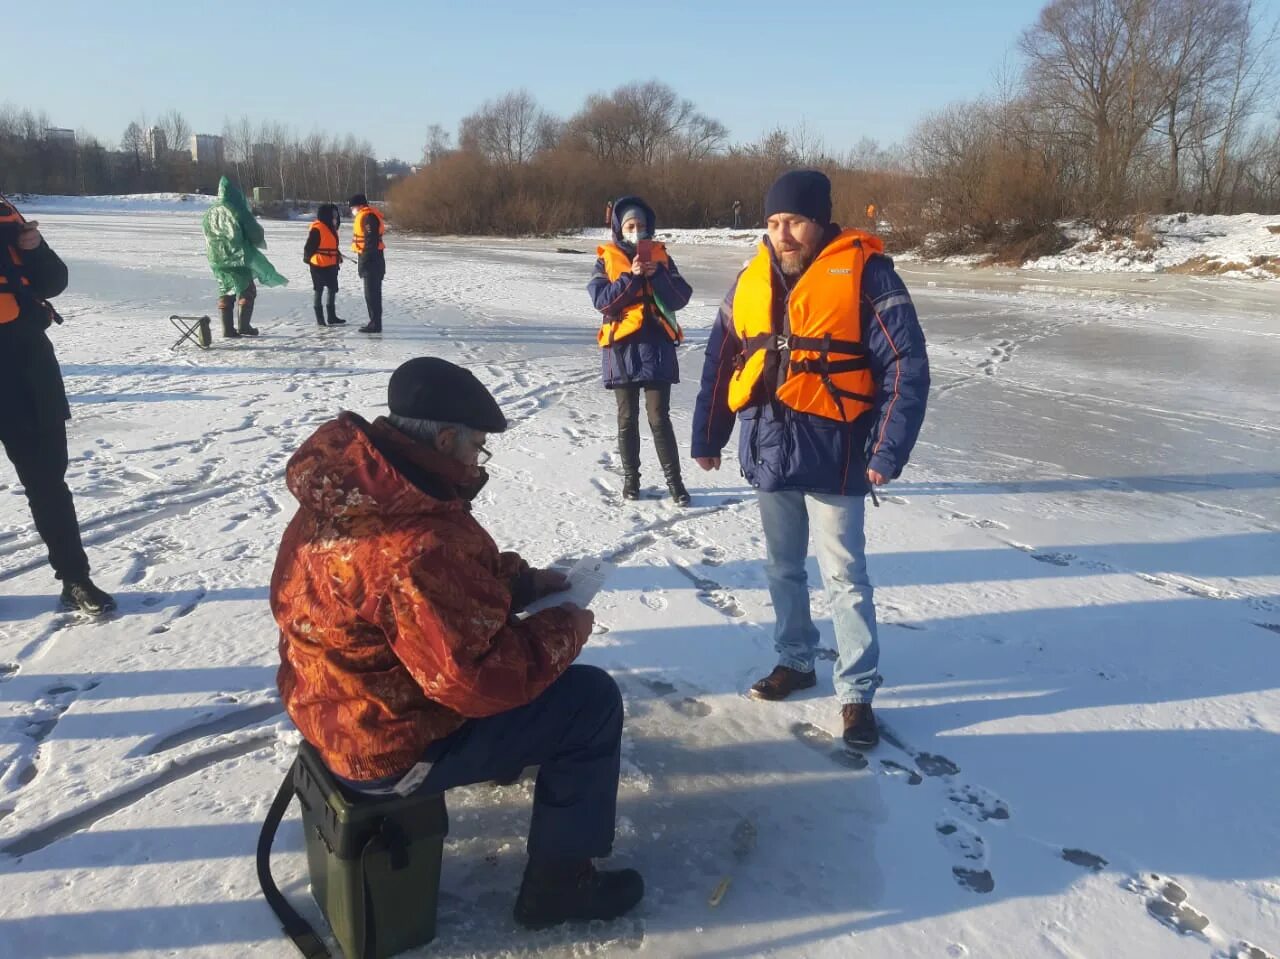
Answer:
[
  {"left": 43, "top": 127, "right": 76, "bottom": 145},
  {"left": 190, "top": 133, "right": 225, "bottom": 166},
  {"left": 251, "top": 142, "right": 280, "bottom": 168}
]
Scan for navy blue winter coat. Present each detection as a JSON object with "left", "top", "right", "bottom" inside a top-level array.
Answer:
[
  {"left": 587, "top": 196, "right": 693, "bottom": 388},
  {"left": 691, "top": 226, "right": 929, "bottom": 496}
]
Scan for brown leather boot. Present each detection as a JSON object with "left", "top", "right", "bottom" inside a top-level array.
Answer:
[
  {"left": 749, "top": 665, "right": 817, "bottom": 701},
  {"left": 841, "top": 703, "right": 880, "bottom": 749}
]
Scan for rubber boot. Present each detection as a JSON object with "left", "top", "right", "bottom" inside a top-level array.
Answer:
[
  {"left": 219, "top": 296, "right": 239, "bottom": 338},
  {"left": 237, "top": 297, "right": 259, "bottom": 336},
  {"left": 326, "top": 302, "right": 346, "bottom": 326},
  {"left": 314, "top": 305, "right": 327, "bottom": 327}
]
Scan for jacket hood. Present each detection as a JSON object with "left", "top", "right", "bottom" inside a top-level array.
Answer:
[
  {"left": 316, "top": 203, "right": 339, "bottom": 229},
  {"left": 284, "top": 412, "right": 484, "bottom": 521},
  {"left": 610, "top": 195, "right": 656, "bottom": 246}
]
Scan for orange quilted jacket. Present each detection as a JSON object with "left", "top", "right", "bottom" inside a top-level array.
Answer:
[{"left": 271, "top": 413, "right": 584, "bottom": 780}]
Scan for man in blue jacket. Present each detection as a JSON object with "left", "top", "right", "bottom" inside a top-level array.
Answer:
[{"left": 691, "top": 170, "right": 929, "bottom": 749}]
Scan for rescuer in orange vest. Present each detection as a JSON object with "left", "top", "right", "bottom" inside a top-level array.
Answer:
[
  {"left": 303, "top": 203, "right": 346, "bottom": 328},
  {"left": 348, "top": 194, "right": 385, "bottom": 334},
  {"left": 691, "top": 171, "right": 930, "bottom": 750},
  {"left": 587, "top": 197, "right": 694, "bottom": 505}
]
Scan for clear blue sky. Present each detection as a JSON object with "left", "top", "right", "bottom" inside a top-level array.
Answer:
[{"left": 11, "top": 0, "right": 1279, "bottom": 162}]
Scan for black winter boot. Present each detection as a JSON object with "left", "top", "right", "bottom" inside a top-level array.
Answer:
[
  {"left": 60, "top": 578, "right": 117, "bottom": 616},
  {"left": 621, "top": 474, "right": 641, "bottom": 500},
  {"left": 314, "top": 305, "right": 327, "bottom": 327},
  {"left": 514, "top": 859, "right": 644, "bottom": 930},
  {"left": 666, "top": 475, "right": 691, "bottom": 507},
  {"left": 358, "top": 322, "right": 381, "bottom": 333},
  {"left": 236, "top": 298, "right": 259, "bottom": 336},
  {"left": 219, "top": 297, "right": 239, "bottom": 338},
  {"left": 326, "top": 303, "right": 346, "bottom": 326}
]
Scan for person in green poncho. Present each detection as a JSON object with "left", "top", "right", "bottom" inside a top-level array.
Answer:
[{"left": 202, "top": 176, "right": 287, "bottom": 339}]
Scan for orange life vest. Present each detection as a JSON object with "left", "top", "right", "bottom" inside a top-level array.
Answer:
[
  {"left": 595, "top": 242, "right": 683, "bottom": 347},
  {"left": 0, "top": 199, "right": 33, "bottom": 325},
  {"left": 308, "top": 220, "right": 340, "bottom": 268},
  {"left": 351, "top": 205, "right": 385, "bottom": 253},
  {"left": 727, "top": 230, "right": 881, "bottom": 422}
]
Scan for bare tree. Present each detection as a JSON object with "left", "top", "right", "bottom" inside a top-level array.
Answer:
[
  {"left": 158, "top": 108, "right": 192, "bottom": 160},
  {"left": 459, "top": 90, "right": 550, "bottom": 165},
  {"left": 121, "top": 121, "right": 146, "bottom": 175},
  {"left": 422, "top": 123, "right": 452, "bottom": 164},
  {"left": 1020, "top": 0, "right": 1171, "bottom": 220}
]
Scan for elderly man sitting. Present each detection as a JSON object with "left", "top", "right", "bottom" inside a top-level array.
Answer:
[{"left": 271, "top": 356, "right": 642, "bottom": 929}]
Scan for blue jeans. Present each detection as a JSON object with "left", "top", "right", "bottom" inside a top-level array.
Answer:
[{"left": 758, "top": 490, "right": 882, "bottom": 704}]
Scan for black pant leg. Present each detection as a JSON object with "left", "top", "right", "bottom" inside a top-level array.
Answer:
[
  {"left": 614, "top": 386, "right": 641, "bottom": 476},
  {"left": 1, "top": 422, "right": 90, "bottom": 581}
]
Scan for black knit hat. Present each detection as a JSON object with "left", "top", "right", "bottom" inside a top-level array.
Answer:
[
  {"left": 388, "top": 358, "right": 507, "bottom": 433},
  {"left": 347, "top": 193, "right": 368, "bottom": 207},
  {"left": 764, "top": 170, "right": 832, "bottom": 226}
]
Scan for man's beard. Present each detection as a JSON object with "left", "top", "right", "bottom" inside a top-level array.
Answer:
[{"left": 778, "top": 250, "right": 812, "bottom": 277}]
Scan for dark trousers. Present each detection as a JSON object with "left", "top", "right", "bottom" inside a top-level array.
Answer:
[
  {"left": 312, "top": 287, "right": 337, "bottom": 312},
  {"left": 1, "top": 420, "right": 90, "bottom": 581},
  {"left": 614, "top": 383, "right": 680, "bottom": 480},
  {"left": 347, "top": 665, "right": 623, "bottom": 863},
  {"left": 362, "top": 273, "right": 383, "bottom": 328}
]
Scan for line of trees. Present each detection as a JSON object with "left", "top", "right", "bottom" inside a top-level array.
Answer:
[
  {"left": 0, "top": 105, "right": 393, "bottom": 203},
  {"left": 392, "top": 0, "right": 1280, "bottom": 247}
]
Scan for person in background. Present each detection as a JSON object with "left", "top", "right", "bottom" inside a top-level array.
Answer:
[
  {"left": 348, "top": 194, "right": 385, "bottom": 334},
  {"left": 303, "top": 203, "right": 346, "bottom": 328},
  {"left": 201, "top": 176, "right": 287, "bottom": 339},
  {"left": 587, "top": 196, "right": 693, "bottom": 506}
]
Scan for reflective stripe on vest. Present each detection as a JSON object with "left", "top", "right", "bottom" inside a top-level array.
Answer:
[
  {"left": 308, "top": 221, "right": 340, "bottom": 268},
  {"left": 351, "top": 206, "right": 385, "bottom": 253},
  {"left": 595, "top": 242, "right": 682, "bottom": 347},
  {"left": 0, "top": 200, "right": 30, "bottom": 325},
  {"left": 727, "top": 230, "right": 881, "bottom": 422}
]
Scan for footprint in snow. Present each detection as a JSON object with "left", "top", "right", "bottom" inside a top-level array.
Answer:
[
  {"left": 1124, "top": 873, "right": 1211, "bottom": 937},
  {"left": 948, "top": 784, "right": 1010, "bottom": 822},
  {"left": 936, "top": 818, "right": 995, "bottom": 893},
  {"left": 791, "top": 722, "right": 869, "bottom": 770}
]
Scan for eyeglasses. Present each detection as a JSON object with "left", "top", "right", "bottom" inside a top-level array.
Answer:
[{"left": 476, "top": 443, "right": 492, "bottom": 466}]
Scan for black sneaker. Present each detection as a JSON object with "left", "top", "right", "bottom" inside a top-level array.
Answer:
[
  {"left": 514, "top": 860, "right": 644, "bottom": 930},
  {"left": 841, "top": 703, "right": 880, "bottom": 750},
  {"left": 60, "top": 579, "right": 117, "bottom": 616},
  {"left": 749, "top": 665, "right": 817, "bottom": 701}
]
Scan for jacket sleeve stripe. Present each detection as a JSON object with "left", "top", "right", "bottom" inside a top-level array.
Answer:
[
  {"left": 868, "top": 298, "right": 903, "bottom": 461},
  {"left": 873, "top": 292, "right": 913, "bottom": 311}
]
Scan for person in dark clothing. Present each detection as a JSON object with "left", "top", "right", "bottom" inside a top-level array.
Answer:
[
  {"left": 587, "top": 196, "right": 694, "bottom": 506},
  {"left": 0, "top": 196, "right": 115, "bottom": 615},
  {"left": 348, "top": 194, "right": 385, "bottom": 334},
  {"left": 302, "top": 203, "right": 346, "bottom": 328}
]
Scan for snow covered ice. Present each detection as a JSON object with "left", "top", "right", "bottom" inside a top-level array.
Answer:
[{"left": 1, "top": 200, "right": 1278, "bottom": 958}]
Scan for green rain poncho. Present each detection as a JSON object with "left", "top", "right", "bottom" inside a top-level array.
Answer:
[{"left": 202, "top": 176, "right": 288, "bottom": 296}]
